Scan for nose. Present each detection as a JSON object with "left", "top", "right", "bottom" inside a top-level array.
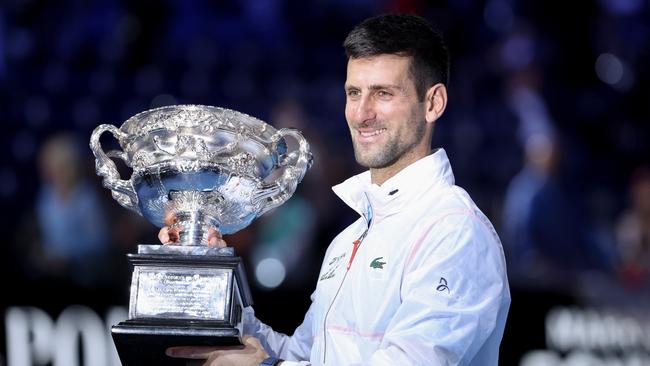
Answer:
[{"left": 352, "top": 94, "right": 376, "bottom": 125}]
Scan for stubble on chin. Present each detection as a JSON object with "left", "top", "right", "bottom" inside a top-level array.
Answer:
[
  {"left": 353, "top": 121, "right": 426, "bottom": 170},
  {"left": 352, "top": 138, "right": 399, "bottom": 169}
]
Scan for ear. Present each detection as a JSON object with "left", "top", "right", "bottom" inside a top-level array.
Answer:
[{"left": 424, "top": 83, "right": 447, "bottom": 124}]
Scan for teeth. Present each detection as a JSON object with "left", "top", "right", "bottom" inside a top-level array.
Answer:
[{"left": 360, "top": 128, "right": 386, "bottom": 137}]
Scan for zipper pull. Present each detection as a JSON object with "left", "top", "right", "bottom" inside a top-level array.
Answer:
[{"left": 347, "top": 239, "right": 361, "bottom": 270}]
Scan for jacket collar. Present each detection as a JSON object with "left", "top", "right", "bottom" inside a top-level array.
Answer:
[{"left": 332, "top": 148, "right": 455, "bottom": 220}]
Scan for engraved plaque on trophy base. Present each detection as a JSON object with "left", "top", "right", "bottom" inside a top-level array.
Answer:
[{"left": 111, "top": 245, "right": 253, "bottom": 366}]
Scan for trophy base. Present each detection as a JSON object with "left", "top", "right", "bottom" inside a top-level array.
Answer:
[
  {"left": 112, "top": 245, "right": 253, "bottom": 366},
  {"left": 112, "top": 321, "right": 242, "bottom": 366}
]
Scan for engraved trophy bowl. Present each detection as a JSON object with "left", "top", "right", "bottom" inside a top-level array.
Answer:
[
  {"left": 90, "top": 105, "right": 312, "bottom": 365},
  {"left": 90, "top": 104, "right": 312, "bottom": 245}
]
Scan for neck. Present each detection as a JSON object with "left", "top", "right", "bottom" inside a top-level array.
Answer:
[{"left": 370, "top": 146, "right": 431, "bottom": 185}]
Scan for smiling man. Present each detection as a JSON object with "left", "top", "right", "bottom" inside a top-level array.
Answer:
[
  {"left": 344, "top": 53, "right": 440, "bottom": 185},
  {"left": 165, "top": 14, "right": 510, "bottom": 366}
]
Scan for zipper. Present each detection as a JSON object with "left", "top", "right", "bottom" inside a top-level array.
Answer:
[{"left": 322, "top": 212, "right": 372, "bottom": 364}]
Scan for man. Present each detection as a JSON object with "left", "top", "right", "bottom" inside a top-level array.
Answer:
[{"left": 163, "top": 14, "right": 510, "bottom": 366}]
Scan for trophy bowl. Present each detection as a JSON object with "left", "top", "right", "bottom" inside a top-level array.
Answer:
[
  {"left": 90, "top": 104, "right": 312, "bottom": 245},
  {"left": 90, "top": 104, "right": 312, "bottom": 365}
]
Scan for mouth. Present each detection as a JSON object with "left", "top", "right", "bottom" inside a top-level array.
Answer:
[{"left": 357, "top": 128, "right": 387, "bottom": 140}]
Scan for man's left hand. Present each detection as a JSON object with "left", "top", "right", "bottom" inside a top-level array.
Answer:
[{"left": 166, "top": 336, "right": 270, "bottom": 366}]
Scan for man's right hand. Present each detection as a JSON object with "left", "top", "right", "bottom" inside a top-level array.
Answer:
[{"left": 158, "top": 226, "right": 227, "bottom": 248}]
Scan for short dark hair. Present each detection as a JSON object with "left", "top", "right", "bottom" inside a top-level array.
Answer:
[{"left": 343, "top": 14, "right": 449, "bottom": 100}]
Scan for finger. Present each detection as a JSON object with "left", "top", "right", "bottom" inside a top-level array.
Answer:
[
  {"left": 208, "top": 227, "right": 223, "bottom": 240},
  {"left": 208, "top": 237, "right": 227, "bottom": 248},
  {"left": 159, "top": 226, "right": 182, "bottom": 245},
  {"left": 208, "top": 228, "right": 227, "bottom": 248},
  {"left": 158, "top": 227, "right": 171, "bottom": 244},
  {"left": 166, "top": 346, "right": 216, "bottom": 359},
  {"left": 168, "top": 226, "right": 181, "bottom": 242},
  {"left": 164, "top": 211, "right": 180, "bottom": 226}
]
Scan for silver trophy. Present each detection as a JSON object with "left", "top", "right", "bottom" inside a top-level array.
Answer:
[{"left": 90, "top": 104, "right": 311, "bottom": 365}]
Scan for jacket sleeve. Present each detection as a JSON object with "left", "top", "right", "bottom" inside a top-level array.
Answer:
[
  {"left": 367, "top": 212, "right": 511, "bottom": 366},
  {"left": 243, "top": 293, "right": 316, "bottom": 363}
]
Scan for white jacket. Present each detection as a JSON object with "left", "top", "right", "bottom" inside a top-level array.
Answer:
[{"left": 244, "top": 149, "right": 511, "bottom": 365}]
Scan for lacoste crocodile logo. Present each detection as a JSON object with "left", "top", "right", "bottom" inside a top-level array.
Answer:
[{"left": 370, "top": 257, "right": 386, "bottom": 269}]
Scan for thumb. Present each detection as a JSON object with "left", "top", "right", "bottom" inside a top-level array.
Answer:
[
  {"left": 242, "top": 336, "right": 262, "bottom": 348},
  {"left": 158, "top": 227, "right": 170, "bottom": 244}
]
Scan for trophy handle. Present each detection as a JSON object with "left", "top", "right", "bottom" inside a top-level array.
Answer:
[
  {"left": 90, "top": 124, "right": 140, "bottom": 213},
  {"left": 258, "top": 128, "right": 312, "bottom": 215}
]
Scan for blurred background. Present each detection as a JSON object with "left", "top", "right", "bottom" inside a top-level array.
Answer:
[{"left": 1, "top": 0, "right": 649, "bottom": 365}]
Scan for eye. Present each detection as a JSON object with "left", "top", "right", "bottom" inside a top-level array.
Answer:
[
  {"left": 346, "top": 89, "right": 360, "bottom": 98},
  {"left": 376, "top": 90, "right": 392, "bottom": 99}
]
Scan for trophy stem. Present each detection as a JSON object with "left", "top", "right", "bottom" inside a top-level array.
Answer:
[{"left": 173, "top": 211, "right": 219, "bottom": 246}]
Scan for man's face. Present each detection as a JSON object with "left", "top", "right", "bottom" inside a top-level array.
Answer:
[{"left": 344, "top": 54, "right": 427, "bottom": 170}]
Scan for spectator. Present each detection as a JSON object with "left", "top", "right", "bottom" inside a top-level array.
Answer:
[
  {"left": 616, "top": 166, "right": 650, "bottom": 287},
  {"left": 31, "top": 133, "right": 111, "bottom": 287}
]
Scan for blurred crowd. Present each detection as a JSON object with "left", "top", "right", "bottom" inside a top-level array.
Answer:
[{"left": 0, "top": 0, "right": 649, "bottom": 331}]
